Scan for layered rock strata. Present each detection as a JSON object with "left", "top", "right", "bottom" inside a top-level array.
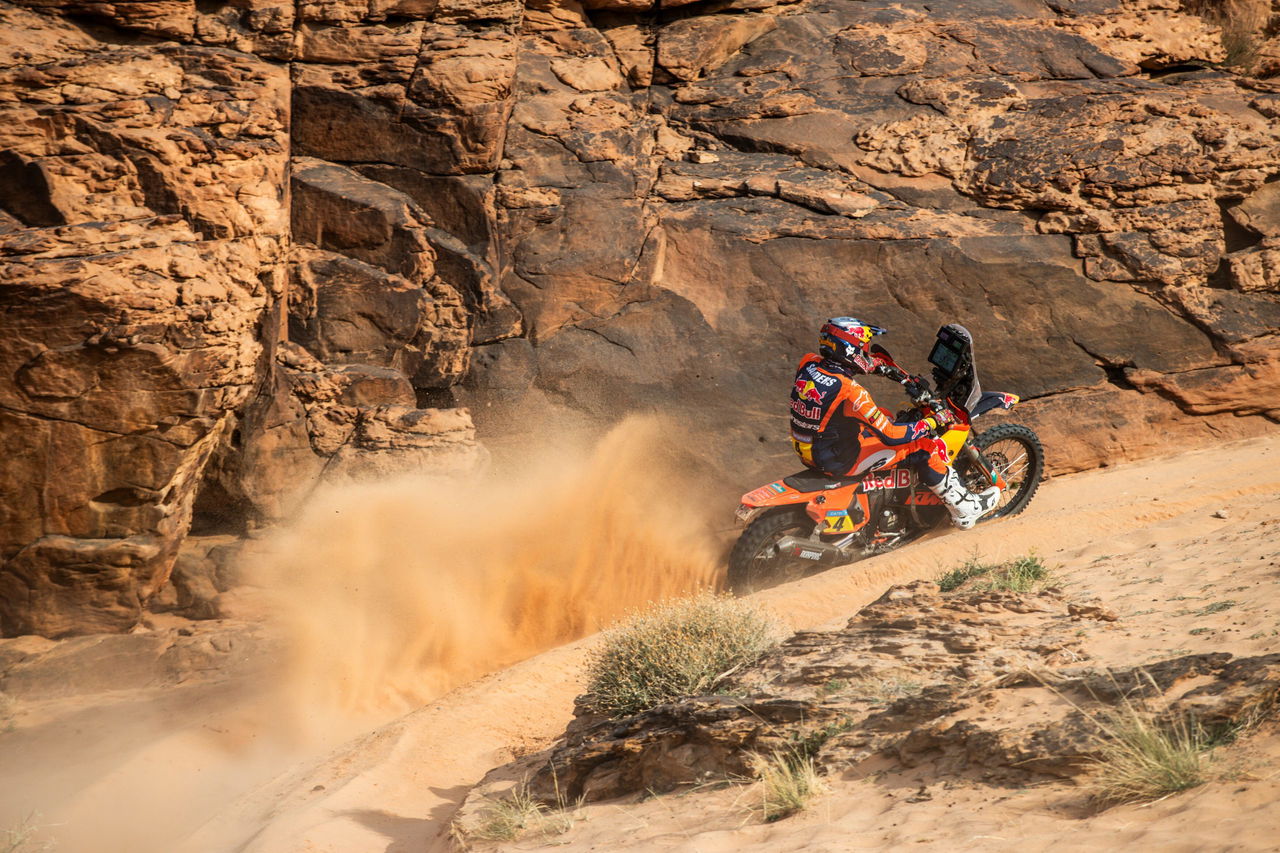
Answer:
[
  {"left": 507, "top": 581, "right": 1280, "bottom": 804},
  {"left": 2, "top": 0, "right": 1279, "bottom": 635}
]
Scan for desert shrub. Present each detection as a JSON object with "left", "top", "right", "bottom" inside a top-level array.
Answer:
[
  {"left": 586, "top": 594, "right": 779, "bottom": 717},
  {"left": 936, "top": 556, "right": 995, "bottom": 592},
  {"left": 986, "top": 554, "right": 1051, "bottom": 592},
  {"left": 1090, "top": 707, "right": 1208, "bottom": 804},
  {"left": 937, "top": 553, "right": 1051, "bottom": 593},
  {"left": 750, "top": 749, "right": 827, "bottom": 822}
]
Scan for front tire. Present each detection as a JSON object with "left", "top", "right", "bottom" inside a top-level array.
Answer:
[
  {"left": 727, "top": 508, "right": 814, "bottom": 595},
  {"left": 962, "top": 423, "right": 1044, "bottom": 521}
]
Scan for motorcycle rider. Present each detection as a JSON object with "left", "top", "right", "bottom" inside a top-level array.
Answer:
[{"left": 789, "top": 317, "right": 1001, "bottom": 529}]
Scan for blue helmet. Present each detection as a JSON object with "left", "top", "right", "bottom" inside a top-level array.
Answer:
[{"left": 819, "top": 317, "right": 887, "bottom": 373}]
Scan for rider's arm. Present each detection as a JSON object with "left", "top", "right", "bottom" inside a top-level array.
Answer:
[{"left": 840, "top": 382, "right": 935, "bottom": 445}]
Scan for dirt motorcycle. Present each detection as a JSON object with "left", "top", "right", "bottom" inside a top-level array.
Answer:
[{"left": 728, "top": 324, "right": 1044, "bottom": 594}]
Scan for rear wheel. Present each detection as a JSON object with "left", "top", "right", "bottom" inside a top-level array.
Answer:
[
  {"left": 962, "top": 423, "right": 1044, "bottom": 521},
  {"left": 727, "top": 508, "right": 815, "bottom": 595}
]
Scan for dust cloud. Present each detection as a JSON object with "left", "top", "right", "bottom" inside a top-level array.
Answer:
[
  {"left": 0, "top": 417, "right": 728, "bottom": 853},
  {"left": 251, "top": 415, "right": 725, "bottom": 725}
]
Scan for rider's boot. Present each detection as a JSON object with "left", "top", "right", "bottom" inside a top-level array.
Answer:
[{"left": 929, "top": 467, "right": 1001, "bottom": 530}]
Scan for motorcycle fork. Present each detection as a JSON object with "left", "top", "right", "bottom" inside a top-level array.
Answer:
[{"left": 958, "top": 444, "right": 1001, "bottom": 488}]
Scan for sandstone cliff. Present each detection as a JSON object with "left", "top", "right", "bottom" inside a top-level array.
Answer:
[{"left": 1, "top": 0, "right": 1279, "bottom": 637}]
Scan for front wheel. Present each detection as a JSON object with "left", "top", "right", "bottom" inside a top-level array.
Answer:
[
  {"left": 962, "top": 423, "right": 1044, "bottom": 521},
  {"left": 727, "top": 508, "right": 814, "bottom": 595}
]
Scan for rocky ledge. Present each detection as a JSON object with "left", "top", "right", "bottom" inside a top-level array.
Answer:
[{"left": 455, "top": 581, "right": 1279, "bottom": 812}]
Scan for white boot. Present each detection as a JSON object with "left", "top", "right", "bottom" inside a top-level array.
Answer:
[{"left": 930, "top": 467, "right": 1001, "bottom": 530}]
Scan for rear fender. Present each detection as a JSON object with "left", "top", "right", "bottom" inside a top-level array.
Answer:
[{"left": 736, "top": 480, "right": 813, "bottom": 526}]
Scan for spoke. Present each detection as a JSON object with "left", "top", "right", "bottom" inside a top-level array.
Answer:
[
  {"left": 1003, "top": 461, "right": 1030, "bottom": 480},
  {"left": 997, "top": 449, "right": 1027, "bottom": 468}
]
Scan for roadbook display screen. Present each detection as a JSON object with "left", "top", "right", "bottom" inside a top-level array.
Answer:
[{"left": 928, "top": 329, "right": 966, "bottom": 377}]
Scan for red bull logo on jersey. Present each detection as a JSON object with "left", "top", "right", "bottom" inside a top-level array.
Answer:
[
  {"left": 790, "top": 398, "right": 821, "bottom": 420},
  {"left": 793, "top": 377, "right": 825, "bottom": 404}
]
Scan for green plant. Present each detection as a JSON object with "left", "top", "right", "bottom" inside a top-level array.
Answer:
[
  {"left": 818, "top": 679, "right": 848, "bottom": 698},
  {"left": 1189, "top": 627, "right": 1211, "bottom": 635},
  {"left": 1196, "top": 600, "right": 1237, "bottom": 616},
  {"left": 937, "top": 555, "right": 995, "bottom": 592},
  {"left": 585, "top": 594, "right": 779, "bottom": 717},
  {"left": 937, "top": 553, "right": 1052, "bottom": 593},
  {"left": 750, "top": 749, "right": 827, "bottom": 822},
  {"left": 984, "top": 554, "right": 1051, "bottom": 592},
  {"left": 789, "top": 718, "right": 854, "bottom": 760}
]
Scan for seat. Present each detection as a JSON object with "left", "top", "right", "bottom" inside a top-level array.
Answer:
[{"left": 782, "top": 468, "right": 862, "bottom": 492}]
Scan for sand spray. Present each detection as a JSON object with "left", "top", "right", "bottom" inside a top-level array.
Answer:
[{"left": 250, "top": 415, "right": 725, "bottom": 725}]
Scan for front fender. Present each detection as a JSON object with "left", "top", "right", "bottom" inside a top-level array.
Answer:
[{"left": 970, "top": 391, "right": 1020, "bottom": 418}]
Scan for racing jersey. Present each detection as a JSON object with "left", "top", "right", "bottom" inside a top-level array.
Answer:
[{"left": 789, "top": 353, "right": 933, "bottom": 475}]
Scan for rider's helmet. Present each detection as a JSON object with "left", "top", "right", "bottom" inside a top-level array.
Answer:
[{"left": 819, "top": 317, "right": 887, "bottom": 373}]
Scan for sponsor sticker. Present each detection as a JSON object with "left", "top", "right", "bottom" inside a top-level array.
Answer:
[{"left": 862, "top": 469, "right": 912, "bottom": 491}]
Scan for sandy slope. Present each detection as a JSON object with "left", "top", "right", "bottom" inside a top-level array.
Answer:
[{"left": 181, "top": 432, "right": 1280, "bottom": 853}]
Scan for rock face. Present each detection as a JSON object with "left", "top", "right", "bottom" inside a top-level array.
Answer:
[
  {"left": 1, "top": 0, "right": 1279, "bottom": 635},
  {"left": 509, "top": 582, "right": 1280, "bottom": 804}
]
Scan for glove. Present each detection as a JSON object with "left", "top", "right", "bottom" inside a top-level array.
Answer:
[
  {"left": 874, "top": 364, "right": 903, "bottom": 381},
  {"left": 924, "top": 408, "right": 957, "bottom": 432}
]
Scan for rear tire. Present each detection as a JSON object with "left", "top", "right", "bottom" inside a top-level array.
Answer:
[
  {"left": 963, "top": 423, "right": 1044, "bottom": 521},
  {"left": 727, "top": 508, "right": 814, "bottom": 595}
]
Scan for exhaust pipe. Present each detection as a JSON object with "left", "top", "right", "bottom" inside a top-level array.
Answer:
[{"left": 775, "top": 536, "right": 848, "bottom": 565}]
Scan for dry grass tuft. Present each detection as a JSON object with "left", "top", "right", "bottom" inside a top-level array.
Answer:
[
  {"left": 841, "top": 673, "right": 925, "bottom": 705},
  {"left": 1090, "top": 706, "right": 1208, "bottom": 804},
  {"left": 2, "top": 812, "right": 54, "bottom": 853},
  {"left": 1185, "top": 0, "right": 1274, "bottom": 72},
  {"left": 586, "top": 594, "right": 779, "bottom": 718},
  {"left": 454, "top": 786, "right": 574, "bottom": 845},
  {"left": 749, "top": 749, "right": 827, "bottom": 822}
]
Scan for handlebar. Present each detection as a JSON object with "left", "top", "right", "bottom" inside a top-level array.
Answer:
[{"left": 875, "top": 364, "right": 937, "bottom": 406}]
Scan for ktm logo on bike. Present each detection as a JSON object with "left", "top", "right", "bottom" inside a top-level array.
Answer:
[{"left": 793, "top": 378, "right": 824, "bottom": 404}]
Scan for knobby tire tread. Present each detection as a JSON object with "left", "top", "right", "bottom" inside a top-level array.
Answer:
[{"left": 727, "top": 508, "right": 811, "bottom": 595}]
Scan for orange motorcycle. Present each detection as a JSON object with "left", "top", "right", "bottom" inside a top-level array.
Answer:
[{"left": 728, "top": 325, "right": 1043, "bottom": 593}]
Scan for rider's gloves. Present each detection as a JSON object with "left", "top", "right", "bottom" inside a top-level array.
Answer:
[{"left": 924, "top": 408, "right": 958, "bottom": 432}]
